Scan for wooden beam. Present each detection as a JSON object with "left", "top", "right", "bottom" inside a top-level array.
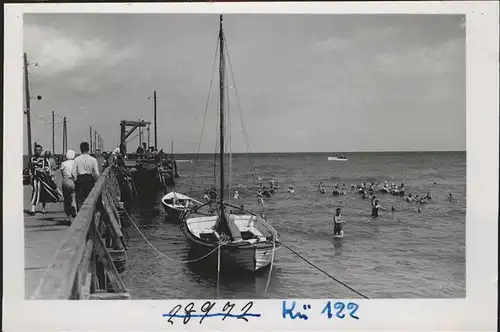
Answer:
[
  {"left": 82, "top": 273, "right": 92, "bottom": 300},
  {"left": 94, "top": 228, "right": 127, "bottom": 294},
  {"left": 121, "top": 120, "right": 151, "bottom": 126},
  {"left": 102, "top": 193, "right": 125, "bottom": 250},
  {"left": 123, "top": 123, "right": 141, "bottom": 141},
  {"left": 105, "top": 190, "right": 122, "bottom": 228},
  {"left": 89, "top": 292, "right": 131, "bottom": 300},
  {"left": 76, "top": 239, "right": 94, "bottom": 299},
  {"left": 31, "top": 167, "right": 111, "bottom": 299},
  {"left": 108, "top": 249, "right": 127, "bottom": 265}
]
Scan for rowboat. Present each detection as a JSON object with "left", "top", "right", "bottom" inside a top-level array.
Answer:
[
  {"left": 161, "top": 192, "right": 202, "bottom": 222},
  {"left": 180, "top": 15, "right": 281, "bottom": 273}
]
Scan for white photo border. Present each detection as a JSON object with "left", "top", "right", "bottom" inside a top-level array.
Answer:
[{"left": 3, "top": 1, "right": 498, "bottom": 331}]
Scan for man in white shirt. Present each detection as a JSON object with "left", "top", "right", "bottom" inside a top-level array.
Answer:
[{"left": 72, "top": 141, "right": 100, "bottom": 211}]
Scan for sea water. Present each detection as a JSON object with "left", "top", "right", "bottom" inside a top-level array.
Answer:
[{"left": 121, "top": 152, "right": 466, "bottom": 299}]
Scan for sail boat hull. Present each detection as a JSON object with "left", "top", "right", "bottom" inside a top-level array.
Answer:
[{"left": 180, "top": 215, "right": 279, "bottom": 272}]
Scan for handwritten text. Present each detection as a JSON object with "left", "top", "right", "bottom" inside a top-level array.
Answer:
[
  {"left": 163, "top": 301, "right": 260, "bottom": 325},
  {"left": 282, "top": 300, "right": 360, "bottom": 321}
]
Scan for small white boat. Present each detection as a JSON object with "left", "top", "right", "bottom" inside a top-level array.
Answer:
[
  {"left": 161, "top": 192, "right": 202, "bottom": 222},
  {"left": 328, "top": 156, "right": 348, "bottom": 161}
]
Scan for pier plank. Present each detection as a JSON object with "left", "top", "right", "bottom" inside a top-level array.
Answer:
[
  {"left": 94, "top": 227, "right": 127, "bottom": 294},
  {"left": 24, "top": 177, "right": 71, "bottom": 298}
]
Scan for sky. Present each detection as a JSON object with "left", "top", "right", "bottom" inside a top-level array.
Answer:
[{"left": 23, "top": 14, "right": 466, "bottom": 154}]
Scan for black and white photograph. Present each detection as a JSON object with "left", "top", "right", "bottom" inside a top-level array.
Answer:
[
  {"left": 3, "top": 2, "right": 498, "bottom": 331},
  {"left": 21, "top": 12, "right": 468, "bottom": 300}
]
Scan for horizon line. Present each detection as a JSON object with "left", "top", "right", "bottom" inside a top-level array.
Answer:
[{"left": 22, "top": 150, "right": 466, "bottom": 156}]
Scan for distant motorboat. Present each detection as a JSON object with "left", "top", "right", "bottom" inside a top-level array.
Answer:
[
  {"left": 328, "top": 155, "right": 348, "bottom": 161},
  {"left": 161, "top": 192, "right": 202, "bottom": 222}
]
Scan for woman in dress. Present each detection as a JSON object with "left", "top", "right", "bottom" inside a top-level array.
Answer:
[
  {"left": 60, "top": 150, "right": 77, "bottom": 223},
  {"left": 27, "top": 144, "right": 60, "bottom": 215}
]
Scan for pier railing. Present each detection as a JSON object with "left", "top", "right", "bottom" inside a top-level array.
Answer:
[{"left": 31, "top": 165, "right": 131, "bottom": 300}]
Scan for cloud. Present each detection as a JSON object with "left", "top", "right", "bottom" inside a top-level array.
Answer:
[
  {"left": 314, "top": 26, "right": 397, "bottom": 55},
  {"left": 24, "top": 23, "right": 140, "bottom": 89},
  {"left": 373, "top": 38, "right": 464, "bottom": 76},
  {"left": 315, "top": 36, "right": 351, "bottom": 53}
]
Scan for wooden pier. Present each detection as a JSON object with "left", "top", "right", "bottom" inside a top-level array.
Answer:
[{"left": 26, "top": 164, "right": 132, "bottom": 300}]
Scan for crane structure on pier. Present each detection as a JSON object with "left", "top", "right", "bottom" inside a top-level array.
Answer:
[{"left": 119, "top": 120, "right": 152, "bottom": 153}]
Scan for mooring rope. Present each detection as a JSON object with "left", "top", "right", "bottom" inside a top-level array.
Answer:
[
  {"left": 281, "top": 242, "right": 370, "bottom": 299},
  {"left": 123, "top": 209, "right": 220, "bottom": 264},
  {"left": 216, "top": 244, "right": 221, "bottom": 299},
  {"left": 261, "top": 235, "right": 276, "bottom": 299}
]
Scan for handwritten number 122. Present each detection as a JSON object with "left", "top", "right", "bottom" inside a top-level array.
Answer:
[{"left": 321, "top": 301, "right": 359, "bottom": 320}]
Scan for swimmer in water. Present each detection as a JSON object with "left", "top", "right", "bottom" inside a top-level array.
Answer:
[
  {"left": 371, "top": 198, "right": 385, "bottom": 218},
  {"left": 399, "top": 183, "right": 405, "bottom": 194},
  {"left": 333, "top": 208, "right": 345, "bottom": 238},
  {"left": 391, "top": 206, "right": 396, "bottom": 212},
  {"left": 406, "top": 193, "right": 414, "bottom": 202},
  {"left": 288, "top": 185, "right": 295, "bottom": 194},
  {"left": 257, "top": 190, "right": 264, "bottom": 206},
  {"left": 423, "top": 192, "right": 432, "bottom": 200},
  {"left": 447, "top": 193, "right": 453, "bottom": 201},
  {"left": 417, "top": 207, "right": 422, "bottom": 213},
  {"left": 233, "top": 190, "right": 240, "bottom": 199}
]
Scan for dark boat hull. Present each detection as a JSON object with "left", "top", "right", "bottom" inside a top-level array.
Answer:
[{"left": 162, "top": 203, "right": 184, "bottom": 222}]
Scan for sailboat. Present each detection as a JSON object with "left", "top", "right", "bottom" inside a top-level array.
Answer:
[{"left": 180, "top": 15, "right": 281, "bottom": 273}]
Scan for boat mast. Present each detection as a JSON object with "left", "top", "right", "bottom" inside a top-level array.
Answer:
[
  {"left": 153, "top": 90, "right": 158, "bottom": 149},
  {"left": 218, "top": 14, "right": 225, "bottom": 214}
]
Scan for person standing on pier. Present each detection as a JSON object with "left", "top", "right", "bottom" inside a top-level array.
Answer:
[
  {"left": 72, "top": 142, "right": 100, "bottom": 211},
  {"left": 60, "top": 150, "right": 77, "bottom": 223},
  {"left": 27, "top": 144, "right": 51, "bottom": 215}
]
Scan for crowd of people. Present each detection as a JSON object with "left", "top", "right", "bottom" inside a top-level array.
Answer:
[{"left": 25, "top": 141, "right": 100, "bottom": 225}]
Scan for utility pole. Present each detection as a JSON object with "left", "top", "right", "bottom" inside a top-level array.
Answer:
[
  {"left": 147, "top": 124, "right": 150, "bottom": 148},
  {"left": 23, "top": 53, "right": 33, "bottom": 158},
  {"left": 62, "top": 117, "right": 67, "bottom": 154},
  {"left": 90, "top": 126, "right": 93, "bottom": 153},
  {"left": 153, "top": 90, "right": 157, "bottom": 149},
  {"left": 94, "top": 130, "right": 97, "bottom": 154},
  {"left": 139, "top": 120, "right": 142, "bottom": 146},
  {"left": 52, "top": 111, "right": 55, "bottom": 153}
]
